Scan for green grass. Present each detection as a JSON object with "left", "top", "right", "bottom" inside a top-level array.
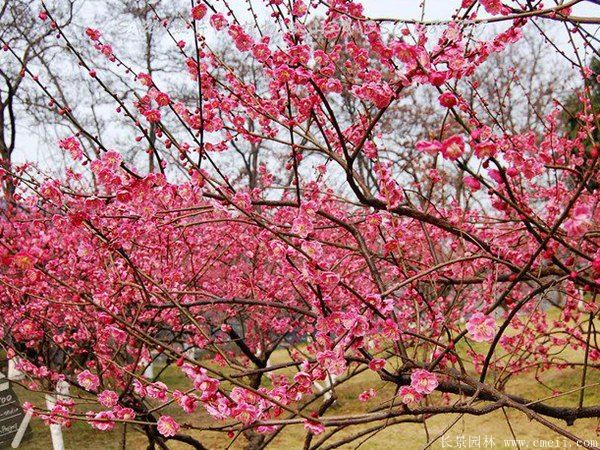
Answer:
[
  {"left": 14, "top": 349, "right": 600, "bottom": 450},
  {"left": 13, "top": 313, "right": 600, "bottom": 449}
]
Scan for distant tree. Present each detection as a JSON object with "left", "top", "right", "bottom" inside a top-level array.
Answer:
[{"left": 0, "top": 1, "right": 76, "bottom": 200}]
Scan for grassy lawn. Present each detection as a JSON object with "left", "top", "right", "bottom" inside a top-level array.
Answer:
[{"left": 13, "top": 344, "right": 600, "bottom": 450}]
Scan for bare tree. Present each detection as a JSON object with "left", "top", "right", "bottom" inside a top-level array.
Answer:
[{"left": 0, "top": 1, "right": 76, "bottom": 200}]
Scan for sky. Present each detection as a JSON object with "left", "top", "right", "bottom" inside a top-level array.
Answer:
[
  {"left": 358, "top": 0, "right": 599, "bottom": 20},
  {"left": 356, "top": 0, "right": 600, "bottom": 49},
  {"left": 10, "top": 0, "right": 600, "bottom": 169},
  {"left": 358, "top": 0, "right": 459, "bottom": 19}
]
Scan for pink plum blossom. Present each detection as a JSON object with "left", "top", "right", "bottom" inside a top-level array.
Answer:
[
  {"left": 410, "top": 370, "right": 439, "bottom": 395},
  {"left": 466, "top": 312, "right": 497, "bottom": 343},
  {"left": 77, "top": 370, "right": 100, "bottom": 392},
  {"left": 157, "top": 415, "right": 180, "bottom": 437}
]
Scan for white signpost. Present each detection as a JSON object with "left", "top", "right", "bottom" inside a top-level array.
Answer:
[{"left": 44, "top": 381, "right": 69, "bottom": 450}]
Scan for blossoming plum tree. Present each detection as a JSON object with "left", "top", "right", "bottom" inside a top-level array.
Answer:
[{"left": 1, "top": 0, "right": 600, "bottom": 448}]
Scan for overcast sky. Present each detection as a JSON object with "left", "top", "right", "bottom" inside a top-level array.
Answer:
[
  {"left": 358, "top": 0, "right": 599, "bottom": 20},
  {"left": 213, "top": 0, "right": 599, "bottom": 28},
  {"left": 12, "top": 0, "right": 600, "bottom": 168}
]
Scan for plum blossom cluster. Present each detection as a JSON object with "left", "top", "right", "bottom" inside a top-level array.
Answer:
[{"left": 0, "top": 0, "right": 599, "bottom": 448}]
